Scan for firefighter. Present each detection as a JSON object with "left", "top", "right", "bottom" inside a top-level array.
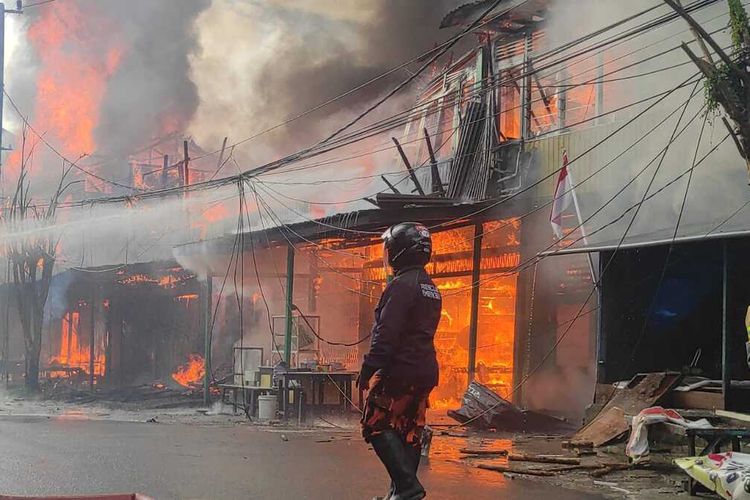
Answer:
[{"left": 358, "top": 222, "right": 442, "bottom": 500}]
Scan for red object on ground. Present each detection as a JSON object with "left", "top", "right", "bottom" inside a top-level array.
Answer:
[{"left": 0, "top": 495, "right": 152, "bottom": 500}]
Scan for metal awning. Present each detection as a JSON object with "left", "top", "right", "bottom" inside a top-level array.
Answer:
[{"left": 540, "top": 224, "right": 750, "bottom": 257}]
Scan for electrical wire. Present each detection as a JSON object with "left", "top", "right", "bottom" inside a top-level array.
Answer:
[
  {"left": 249, "top": 72, "right": 705, "bottom": 285},
  {"left": 2, "top": 0, "right": 722, "bottom": 208},
  {"left": 595, "top": 112, "right": 710, "bottom": 414},
  {"left": 11, "top": 0, "right": 718, "bottom": 210},
  {"left": 447, "top": 91, "right": 717, "bottom": 429}
]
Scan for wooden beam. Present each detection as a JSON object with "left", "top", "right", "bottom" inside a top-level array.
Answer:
[
  {"left": 380, "top": 175, "right": 402, "bottom": 195},
  {"left": 529, "top": 60, "right": 554, "bottom": 117},
  {"left": 203, "top": 276, "right": 212, "bottom": 406},
  {"left": 512, "top": 79, "right": 543, "bottom": 130},
  {"left": 391, "top": 137, "right": 426, "bottom": 196},
  {"left": 216, "top": 136, "right": 228, "bottom": 171},
  {"left": 183, "top": 140, "right": 190, "bottom": 187},
  {"left": 675, "top": 0, "right": 714, "bottom": 64},
  {"left": 664, "top": 0, "right": 745, "bottom": 80},
  {"left": 723, "top": 116, "right": 747, "bottom": 159},
  {"left": 423, "top": 128, "right": 445, "bottom": 196},
  {"left": 467, "top": 222, "right": 483, "bottom": 382},
  {"left": 89, "top": 285, "right": 96, "bottom": 390}
]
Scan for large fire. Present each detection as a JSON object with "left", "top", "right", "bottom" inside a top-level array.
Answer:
[
  {"left": 49, "top": 311, "right": 105, "bottom": 378},
  {"left": 172, "top": 354, "right": 205, "bottom": 388},
  {"left": 362, "top": 222, "right": 519, "bottom": 410},
  {"left": 431, "top": 274, "right": 517, "bottom": 409},
  {"left": 9, "top": 3, "right": 125, "bottom": 181}
]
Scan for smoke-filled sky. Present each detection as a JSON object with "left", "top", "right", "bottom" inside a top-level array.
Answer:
[
  {"left": 1, "top": 0, "right": 749, "bottom": 272},
  {"left": 4, "top": 0, "right": 467, "bottom": 179},
  {"left": 189, "top": 0, "right": 467, "bottom": 162}
]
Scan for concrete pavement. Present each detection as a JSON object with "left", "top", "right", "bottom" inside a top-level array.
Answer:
[{"left": 0, "top": 415, "right": 604, "bottom": 499}]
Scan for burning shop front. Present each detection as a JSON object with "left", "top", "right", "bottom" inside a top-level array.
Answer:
[
  {"left": 359, "top": 220, "right": 522, "bottom": 408},
  {"left": 174, "top": 199, "right": 596, "bottom": 414},
  {"left": 39, "top": 260, "right": 207, "bottom": 390}
]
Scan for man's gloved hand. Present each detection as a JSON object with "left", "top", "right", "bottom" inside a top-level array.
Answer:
[{"left": 356, "top": 363, "right": 377, "bottom": 391}]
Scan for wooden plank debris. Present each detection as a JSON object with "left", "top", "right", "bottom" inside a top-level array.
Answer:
[
  {"left": 508, "top": 453, "right": 580, "bottom": 465},
  {"left": 716, "top": 409, "right": 750, "bottom": 424},
  {"left": 477, "top": 464, "right": 557, "bottom": 477},
  {"left": 572, "top": 372, "right": 682, "bottom": 447},
  {"left": 459, "top": 448, "right": 509, "bottom": 456}
]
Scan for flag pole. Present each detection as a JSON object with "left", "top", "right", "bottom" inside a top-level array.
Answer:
[{"left": 564, "top": 149, "right": 598, "bottom": 285}]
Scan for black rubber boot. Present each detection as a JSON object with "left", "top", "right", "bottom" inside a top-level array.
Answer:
[
  {"left": 407, "top": 445, "right": 422, "bottom": 474},
  {"left": 371, "top": 482, "right": 394, "bottom": 500},
  {"left": 370, "top": 430, "right": 426, "bottom": 500}
]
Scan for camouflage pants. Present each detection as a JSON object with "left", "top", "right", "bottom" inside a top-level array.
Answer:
[{"left": 361, "top": 371, "right": 432, "bottom": 451}]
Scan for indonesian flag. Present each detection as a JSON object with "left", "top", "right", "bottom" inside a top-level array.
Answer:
[{"left": 550, "top": 150, "right": 574, "bottom": 239}]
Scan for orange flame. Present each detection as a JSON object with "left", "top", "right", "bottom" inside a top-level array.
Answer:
[
  {"left": 172, "top": 354, "right": 205, "bottom": 388},
  {"left": 49, "top": 311, "right": 105, "bottom": 377},
  {"left": 9, "top": 3, "right": 125, "bottom": 179}
]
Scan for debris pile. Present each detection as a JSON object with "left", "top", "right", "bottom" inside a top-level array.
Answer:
[
  {"left": 448, "top": 381, "right": 570, "bottom": 432},
  {"left": 449, "top": 373, "right": 750, "bottom": 497}
]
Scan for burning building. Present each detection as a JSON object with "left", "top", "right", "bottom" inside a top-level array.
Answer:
[
  {"left": 37, "top": 261, "right": 207, "bottom": 390},
  {"left": 165, "top": 0, "right": 621, "bottom": 417},
  {"left": 173, "top": 0, "right": 750, "bottom": 420},
  {"left": 1, "top": 0, "right": 744, "bottom": 422}
]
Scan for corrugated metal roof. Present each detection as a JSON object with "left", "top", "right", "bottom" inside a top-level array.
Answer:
[
  {"left": 540, "top": 222, "right": 750, "bottom": 257},
  {"left": 441, "top": 0, "right": 548, "bottom": 30}
]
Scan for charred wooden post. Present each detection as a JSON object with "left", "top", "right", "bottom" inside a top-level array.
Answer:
[
  {"left": 66, "top": 311, "right": 73, "bottom": 361},
  {"left": 521, "top": 30, "right": 533, "bottom": 140},
  {"left": 380, "top": 175, "right": 402, "bottom": 195},
  {"left": 284, "top": 245, "right": 295, "bottom": 366},
  {"left": 528, "top": 61, "right": 554, "bottom": 117},
  {"left": 391, "top": 137, "right": 426, "bottom": 196},
  {"left": 89, "top": 284, "right": 96, "bottom": 390},
  {"left": 203, "top": 275, "right": 213, "bottom": 405},
  {"left": 423, "top": 128, "right": 445, "bottom": 196},
  {"left": 183, "top": 140, "right": 190, "bottom": 187},
  {"left": 468, "top": 222, "right": 484, "bottom": 381},
  {"left": 216, "top": 137, "right": 228, "bottom": 172}
]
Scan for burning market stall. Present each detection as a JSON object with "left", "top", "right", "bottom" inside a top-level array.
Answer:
[{"left": 41, "top": 261, "right": 205, "bottom": 391}]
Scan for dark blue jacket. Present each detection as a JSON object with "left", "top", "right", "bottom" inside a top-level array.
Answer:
[{"left": 362, "top": 265, "right": 441, "bottom": 388}]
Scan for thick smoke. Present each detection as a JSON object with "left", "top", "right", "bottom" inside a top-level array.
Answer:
[
  {"left": 7, "top": 0, "right": 211, "bottom": 179},
  {"left": 539, "top": 0, "right": 749, "bottom": 243},
  {"left": 188, "top": 0, "right": 467, "bottom": 165},
  {"left": 93, "top": 0, "right": 211, "bottom": 160}
]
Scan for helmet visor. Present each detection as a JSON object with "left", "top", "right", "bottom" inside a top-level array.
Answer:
[{"left": 381, "top": 228, "right": 392, "bottom": 278}]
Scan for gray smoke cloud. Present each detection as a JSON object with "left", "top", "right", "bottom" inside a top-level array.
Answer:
[
  {"left": 188, "top": 0, "right": 467, "bottom": 164},
  {"left": 93, "top": 0, "right": 211, "bottom": 160},
  {"left": 6, "top": 0, "right": 211, "bottom": 181}
]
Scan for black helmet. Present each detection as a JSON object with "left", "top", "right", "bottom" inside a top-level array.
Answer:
[{"left": 382, "top": 222, "right": 432, "bottom": 271}]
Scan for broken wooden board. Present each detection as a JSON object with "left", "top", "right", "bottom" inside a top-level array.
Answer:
[
  {"left": 670, "top": 389, "right": 724, "bottom": 411},
  {"left": 476, "top": 464, "right": 557, "bottom": 477},
  {"left": 571, "top": 406, "right": 627, "bottom": 448},
  {"left": 508, "top": 453, "right": 580, "bottom": 465},
  {"left": 571, "top": 372, "right": 683, "bottom": 447}
]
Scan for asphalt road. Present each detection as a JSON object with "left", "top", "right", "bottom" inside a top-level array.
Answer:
[{"left": 0, "top": 415, "right": 603, "bottom": 499}]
